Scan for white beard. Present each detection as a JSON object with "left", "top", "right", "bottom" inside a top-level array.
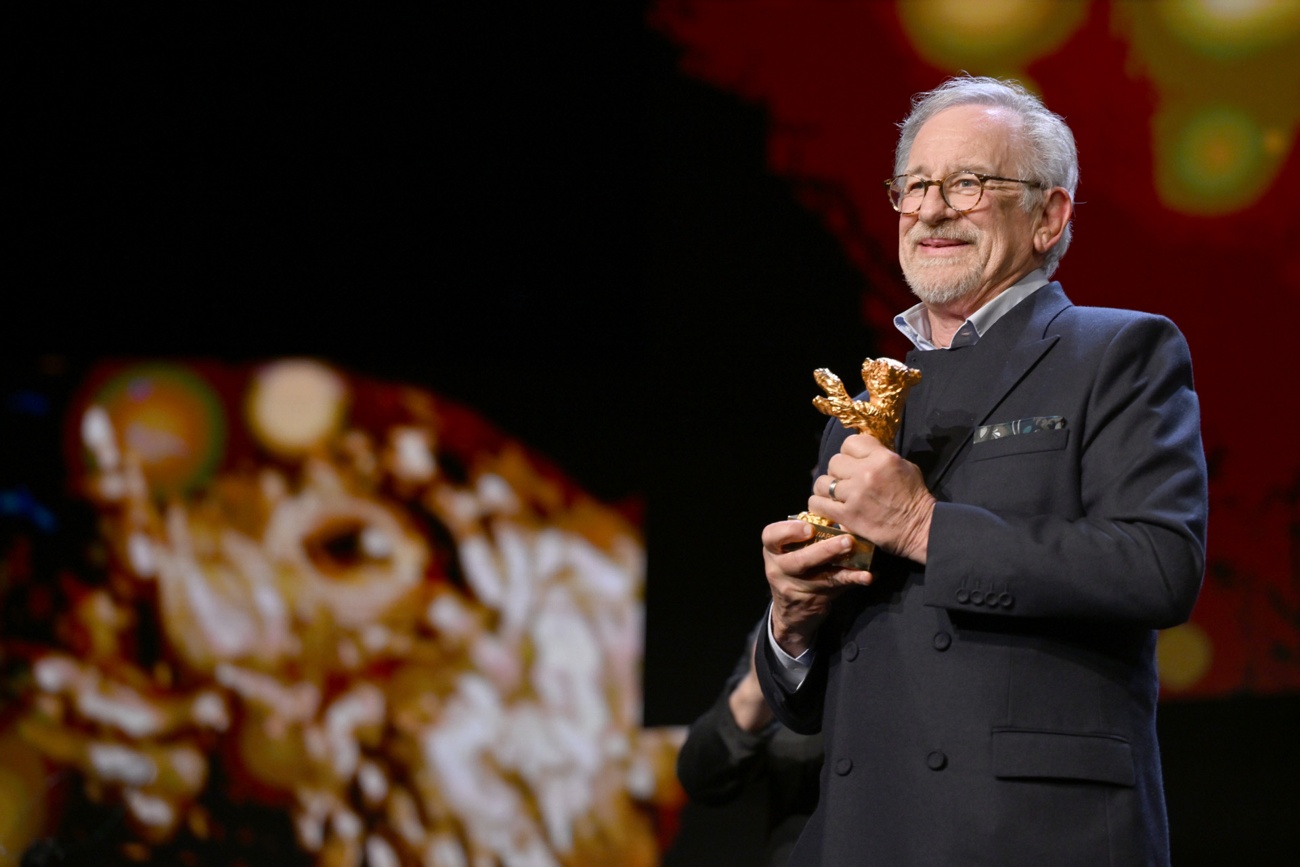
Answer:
[
  {"left": 900, "top": 226, "right": 984, "bottom": 305},
  {"left": 902, "top": 258, "right": 982, "bottom": 305}
]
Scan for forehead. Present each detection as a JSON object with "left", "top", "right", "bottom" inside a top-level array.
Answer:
[{"left": 906, "top": 104, "right": 1023, "bottom": 175}]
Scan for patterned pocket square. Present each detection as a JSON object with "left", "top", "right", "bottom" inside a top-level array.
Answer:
[{"left": 974, "top": 415, "right": 1067, "bottom": 444}]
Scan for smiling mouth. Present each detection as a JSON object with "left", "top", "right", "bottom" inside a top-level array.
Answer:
[{"left": 915, "top": 238, "right": 972, "bottom": 256}]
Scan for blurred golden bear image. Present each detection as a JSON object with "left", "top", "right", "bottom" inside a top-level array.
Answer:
[{"left": 0, "top": 358, "right": 682, "bottom": 866}]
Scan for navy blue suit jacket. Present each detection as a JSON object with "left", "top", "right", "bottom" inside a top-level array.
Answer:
[{"left": 757, "top": 283, "right": 1208, "bottom": 866}]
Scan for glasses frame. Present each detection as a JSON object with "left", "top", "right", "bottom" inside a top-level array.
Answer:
[{"left": 885, "top": 171, "right": 1045, "bottom": 214}]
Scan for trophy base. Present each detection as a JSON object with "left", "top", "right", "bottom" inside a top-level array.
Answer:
[{"left": 789, "top": 513, "right": 875, "bottom": 570}]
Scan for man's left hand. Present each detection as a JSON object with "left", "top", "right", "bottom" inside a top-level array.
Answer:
[{"left": 810, "top": 434, "right": 936, "bottom": 564}]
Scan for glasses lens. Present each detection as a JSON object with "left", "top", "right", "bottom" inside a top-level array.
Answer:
[
  {"left": 942, "top": 173, "right": 983, "bottom": 211},
  {"left": 891, "top": 175, "right": 926, "bottom": 213}
]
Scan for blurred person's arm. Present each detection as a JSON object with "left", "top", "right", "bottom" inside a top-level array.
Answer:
[{"left": 676, "top": 626, "right": 779, "bottom": 805}]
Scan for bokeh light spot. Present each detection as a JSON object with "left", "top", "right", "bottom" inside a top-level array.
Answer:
[
  {"left": 1157, "top": 621, "right": 1214, "bottom": 692},
  {"left": 0, "top": 724, "right": 50, "bottom": 862},
  {"left": 1262, "top": 127, "right": 1288, "bottom": 157},
  {"left": 1159, "top": 105, "right": 1278, "bottom": 213},
  {"left": 1159, "top": 0, "right": 1300, "bottom": 57},
  {"left": 91, "top": 363, "right": 226, "bottom": 497},
  {"left": 898, "top": 0, "right": 1086, "bottom": 67},
  {"left": 246, "top": 359, "right": 349, "bottom": 457}
]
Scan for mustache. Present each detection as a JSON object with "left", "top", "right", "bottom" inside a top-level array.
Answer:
[{"left": 906, "top": 225, "right": 979, "bottom": 245}]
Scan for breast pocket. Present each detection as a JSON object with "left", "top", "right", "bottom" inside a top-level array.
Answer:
[
  {"left": 952, "top": 426, "right": 1077, "bottom": 517},
  {"left": 968, "top": 427, "right": 1069, "bottom": 462}
]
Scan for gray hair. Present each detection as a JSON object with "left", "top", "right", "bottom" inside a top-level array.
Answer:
[{"left": 894, "top": 75, "right": 1078, "bottom": 277}]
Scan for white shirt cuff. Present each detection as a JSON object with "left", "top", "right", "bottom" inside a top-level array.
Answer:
[{"left": 766, "top": 603, "right": 814, "bottom": 690}]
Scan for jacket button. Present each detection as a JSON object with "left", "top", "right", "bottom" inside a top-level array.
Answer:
[
  {"left": 998, "top": 592, "right": 1014, "bottom": 608},
  {"left": 835, "top": 758, "right": 853, "bottom": 776},
  {"left": 843, "top": 641, "right": 859, "bottom": 661},
  {"left": 932, "top": 632, "right": 951, "bottom": 651},
  {"left": 970, "top": 590, "right": 985, "bottom": 605},
  {"left": 927, "top": 751, "right": 947, "bottom": 771},
  {"left": 956, "top": 588, "right": 970, "bottom": 603}
]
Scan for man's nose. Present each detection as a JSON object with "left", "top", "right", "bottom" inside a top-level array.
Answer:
[{"left": 916, "top": 182, "right": 954, "bottom": 223}]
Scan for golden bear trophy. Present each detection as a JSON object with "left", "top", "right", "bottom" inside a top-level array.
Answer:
[{"left": 791, "top": 357, "right": 922, "bottom": 570}]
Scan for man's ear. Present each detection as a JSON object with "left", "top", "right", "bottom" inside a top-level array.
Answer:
[{"left": 1034, "top": 187, "right": 1073, "bottom": 255}]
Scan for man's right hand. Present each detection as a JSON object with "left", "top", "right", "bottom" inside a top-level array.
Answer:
[{"left": 762, "top": 519, "right": 874, "bottom": 657}]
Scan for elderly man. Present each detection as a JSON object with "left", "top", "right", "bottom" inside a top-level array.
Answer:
[{"left": 756, "top": 76, "right": 1207, "bottom": 866}]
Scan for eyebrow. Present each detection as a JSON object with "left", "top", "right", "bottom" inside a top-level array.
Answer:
[{"left": 903, "top": 166, "right": 999, "bottom": 178}]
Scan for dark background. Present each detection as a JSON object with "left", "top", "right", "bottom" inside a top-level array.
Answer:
[{"left": 10, "top": 7, "right": 1298, "bottom": 865}]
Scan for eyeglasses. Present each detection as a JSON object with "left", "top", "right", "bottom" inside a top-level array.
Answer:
[{"left": 885, "top": 171, "right": 1044, "bottom": 214}]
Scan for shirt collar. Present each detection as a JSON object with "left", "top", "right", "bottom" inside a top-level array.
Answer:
[{"left": 894, "top": 269, "right": 1050, "bottom": 351}]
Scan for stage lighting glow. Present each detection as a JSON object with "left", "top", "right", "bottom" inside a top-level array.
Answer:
[
  {"left": 1156, "top": 621, "right": 1213, "bottom": 692},
  {"left": 897, "top": 0, "right": 1085, "bottom": 67},
  {"left": 1159, "top": 0, "right": 1300, "bottom": 57},
  {"left": 1159, "top": 105, "right": 1277, "bottom": 214},
  {"left": 88, "top": 363, "right": 226, "bottom": 497},
  {"left": 0, "top": 726, "right": 50, "bottom": 861},
  {"left": 246, "top": 359, "right": 348, "bottom": 457}
]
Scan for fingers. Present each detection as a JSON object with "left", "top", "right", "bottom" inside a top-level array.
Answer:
[
  {"left": 826, "top": 435, "right": 888, "bottom": 481},
  {"left": 838, "top": 433, "right": 885, "bottom": 458},
  {"left": 817, "top": 561, "right": 875, "bottom": 588},
  {"left": 808, "top": 479, "right": 854, "bottom": 531},
  {"left": 822, "top": 437, "right": 888, "bottom": 501},
  {"left": 764, "top": 520, "right": 845, "bottom": 568},
  {"left": 763, "top": 520, "right": 873, "bottom": 656},
  {"left": 761, "top": 518, "right": 816, "bottom": 552},
  {"left": 814, "top": 473, "right": 847, "bottom": 503},
  {"left": 815, "top": 451, "right": 936, "bottom": 563},
  {"left": 763, "top": 521, "right": 873, "bottom": 585}
]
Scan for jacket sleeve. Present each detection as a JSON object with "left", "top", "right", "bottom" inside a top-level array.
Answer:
[
  {"left": 922, "top": 313, "right": 1208, "bottom": 627},
  {"left": 678, "top": 625, "right": 783, "bottom": 802}
]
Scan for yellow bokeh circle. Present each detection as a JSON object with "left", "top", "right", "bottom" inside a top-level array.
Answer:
[
  {"left": 90, "top": 363, "right": 227, "bottom": 497},
  {"left": 897, "top": 0, "right": 1086, "bottom": 68},
  {"left": 246, "top": 358, "right": 349, "bottom": 457},
  {"left": 1156, "top": 621, "right": 1213, "bottom": 692},
  {"left": 1156, "top": 105, "right": 1287, "bottom": 214},
  {"left": 1159, "top": 0, "right": 1300, "bottom": 57}
]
